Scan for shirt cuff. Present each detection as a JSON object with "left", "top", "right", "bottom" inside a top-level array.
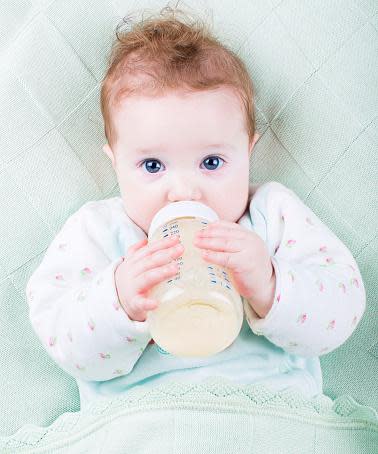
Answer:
[{"left": 243, "top": 255, "right": 283, "bottom": 336}]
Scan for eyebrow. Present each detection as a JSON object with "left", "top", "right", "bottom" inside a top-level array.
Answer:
[{"left": 135, "top": 143, "right": 235, "bottom": 154}]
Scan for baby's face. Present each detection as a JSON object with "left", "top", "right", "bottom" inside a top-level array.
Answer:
[{"left": 103, "top": 87, "right": 258, "bottom": 235}]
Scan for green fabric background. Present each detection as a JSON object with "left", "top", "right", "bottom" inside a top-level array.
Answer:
[{"left": 0, "top": 0, "right": 376, "bottom": 436}]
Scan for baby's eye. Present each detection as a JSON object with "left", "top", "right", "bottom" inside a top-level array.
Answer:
[
  {"left": 142, "top": 159, "right": 162, "bottom": 174},
  {"left": 201, "top": 156, "right": 225, "bottom": 171},
  {"left": 140, "top": 156, "right": 225, "bottom": 174}
]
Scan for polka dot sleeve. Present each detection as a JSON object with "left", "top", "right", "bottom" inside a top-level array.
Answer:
[
  {"left": 242, "top": 182, "right": 366, "bottom": 358},
  {"left": 25, "top": 201, "right": 151, "bottom": 381}
]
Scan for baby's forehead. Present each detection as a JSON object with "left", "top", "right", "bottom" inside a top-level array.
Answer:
[
  {"left": 109, "top": 87, "right": 247, "bottom": 152},
  {"left": 114, "top": 86, "right": 242, "bottom": 112},
  {"left": 112, "top": 88, "right": 245, "bottom": 132}
]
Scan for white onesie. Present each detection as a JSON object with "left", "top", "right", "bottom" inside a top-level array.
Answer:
[{"left": 26, "top": 181, "right": 366, "bottom": 409}]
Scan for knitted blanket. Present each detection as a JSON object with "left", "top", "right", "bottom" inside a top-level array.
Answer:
[{"left": 1, "top": 378, "right": 377, "bottom": 453}]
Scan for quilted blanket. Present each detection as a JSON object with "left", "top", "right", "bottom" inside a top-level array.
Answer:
[
  {"left": 1, "top": 378, "right": 377, "bottom": 453},
  {"left": 1, "top": 0, "right": 377, "bottom": 441}
]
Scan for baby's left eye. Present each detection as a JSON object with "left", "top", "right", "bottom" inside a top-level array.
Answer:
[{"left": 201, "top": 156, "right": 225, "bottom": 171}]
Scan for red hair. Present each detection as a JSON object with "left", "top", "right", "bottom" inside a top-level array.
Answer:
[{"left": 100, "top": 4, "right": 256, "bottom": 150}]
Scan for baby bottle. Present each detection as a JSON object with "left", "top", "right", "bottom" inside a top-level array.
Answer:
[{"left": 146, "top": 201, "right": 244, "bottom": 357}]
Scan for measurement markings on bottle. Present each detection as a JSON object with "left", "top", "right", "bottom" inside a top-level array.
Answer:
[{"left": 207, "top": 265, "right": 232, "bottom": 290}]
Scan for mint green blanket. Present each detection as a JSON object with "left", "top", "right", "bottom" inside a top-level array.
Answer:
[
  {"left": 1, "top": 378, "right": 377, "bottom": 453},
  {"left": 1, "top": 0, "right": 377, "bottom": 443}
]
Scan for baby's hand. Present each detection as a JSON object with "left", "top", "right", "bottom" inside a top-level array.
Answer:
[{"left": 114, "top": 235, "right": 184, "bottom": 322}]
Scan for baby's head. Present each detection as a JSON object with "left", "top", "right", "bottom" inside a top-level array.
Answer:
[{"left": 100, "top": 5, "right": 259, "bottom": 235}]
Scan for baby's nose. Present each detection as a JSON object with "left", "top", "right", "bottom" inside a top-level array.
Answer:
[{"left": 168, "top": 186, "right": 201, "bottom": 202}]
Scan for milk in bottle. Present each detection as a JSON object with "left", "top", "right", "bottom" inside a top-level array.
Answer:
[{"left": 146, "top": 201, "right": 244, "bottom": 357}]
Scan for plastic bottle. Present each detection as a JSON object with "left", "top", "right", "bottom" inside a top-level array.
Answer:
[{"left": 146, "top": 201, "right": 244, "bottom": 357}]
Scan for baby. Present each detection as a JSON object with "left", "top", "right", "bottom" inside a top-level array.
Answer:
[{"left": 26, "top": 7, "right": 366, "bottom": 409}]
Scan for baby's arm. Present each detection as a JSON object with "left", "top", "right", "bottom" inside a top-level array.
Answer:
[
  {"left": 26, "top": 202, "right": 151, "bottom": 381},
  {"left": 243, "top": 182, "right": 366, "bottom": 357}
]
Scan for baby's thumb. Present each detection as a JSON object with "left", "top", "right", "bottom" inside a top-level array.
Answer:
[{"left": 127, "top": 238, "right": 148, "bottom": 255}]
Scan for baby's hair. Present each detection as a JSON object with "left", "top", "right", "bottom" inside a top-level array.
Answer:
[{"left": 100, "top": 1, "right": 256, "bottom": 151}]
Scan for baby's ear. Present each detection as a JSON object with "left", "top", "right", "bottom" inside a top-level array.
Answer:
[
  {"left": 249, "top": 132, "right": 260, "bottom": 155},
  {"left": 103, "top": 144, "right": 116, "bottom": 168}
]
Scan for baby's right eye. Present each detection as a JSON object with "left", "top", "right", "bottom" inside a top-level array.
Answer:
[{"left": 140, "top": 159, "right": 164, "bottom": 174}]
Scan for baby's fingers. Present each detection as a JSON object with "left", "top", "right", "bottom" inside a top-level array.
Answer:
[
  {"left": 136, "top": 262, "right": 179, "bottom": 294},
  {"left": 133, "top": 242, "right": 183, "bottom": 276},
  {"left": 126, "top": 238, "right": 148, "bottom": 256},
  {"left": 131, "top": 235, "right": 181, "bottom": 263},
  {"left": 128, "top": 294, "right": 159, "bottom": 322}
]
